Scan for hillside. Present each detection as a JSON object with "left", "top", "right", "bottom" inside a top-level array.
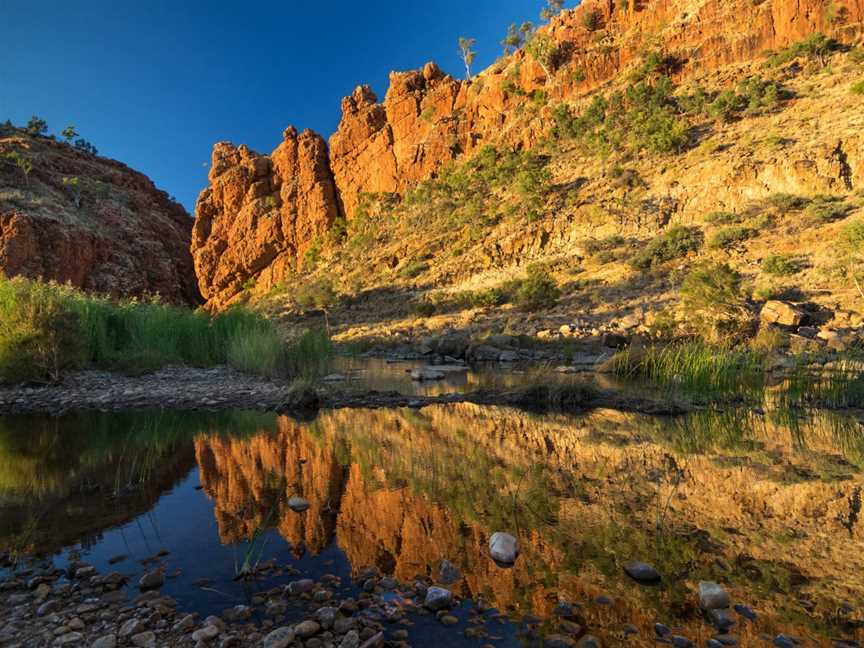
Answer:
[
  {"left": 0, "top": 123, "right": 200, "bottom": 304},
  {"left": 192, "top": 0, "right": 864, "bottom": 353}
]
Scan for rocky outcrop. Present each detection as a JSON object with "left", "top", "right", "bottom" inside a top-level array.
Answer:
[
  {"left": 0, "top": 128, "right": 199, "bottom": 303},
  {"left": 191, "top": 127, "right": 340, "bottom": 308},
  {"left": 192, "top": 0, "right": 864, "bottom": 307}
]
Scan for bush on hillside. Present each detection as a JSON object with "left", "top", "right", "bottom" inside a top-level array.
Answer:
[
  {"left": 707, "top": 226, "right": 756, "bottom": 250},
  {"left": 629, "top": 226, "right": 703, "bottom": 269},
  {"left": 767, "top": 33, "right": 837, "bottom": 67},
  {"left": 761, "top": 254, "right": 803, "bottom": 276},
  {"left": 680, "top": 262, "right": 754, "bottom": 342},
  {"left": 514, "top": 264, "right": 561, "bottom": 311}
]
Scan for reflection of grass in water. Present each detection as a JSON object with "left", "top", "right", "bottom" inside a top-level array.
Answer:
[
  {"left": 655, "top": 408, "right": 763, "bottom": 454},
  {"left": 0, "top": 409, "right": 278, "bottom": 498},
  {"left": 778, "top": 357, "right": 864, "bottom": 410}
]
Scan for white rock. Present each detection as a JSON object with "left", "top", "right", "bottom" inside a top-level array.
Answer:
[{"left": 489, "top": 532, "right": 519, "bottom": 565}]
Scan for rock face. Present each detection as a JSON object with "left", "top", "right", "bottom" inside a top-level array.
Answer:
[
  {"left": 191, "top": 127, "right": 340, "bottom": 308},
  {"left": 0, "top": 127, "right": 199, "bottom": 304},
  {"left": 192, "top": 0, "right": 864, "bottom": 307}
]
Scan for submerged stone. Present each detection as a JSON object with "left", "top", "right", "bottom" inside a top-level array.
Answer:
[{"left": 424, "top": 586, "right": 453, "bottom": 610}]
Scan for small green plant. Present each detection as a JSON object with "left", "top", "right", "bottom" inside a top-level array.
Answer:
[
  {"left": 708, "top": 226, "right": 756, "bottom": 250},
  {"left": 514, "top": 264, "right": 561, "bottom": 311},
  {"left": 501, "top": 23, "right": 524, "bottom": 55},
  {"left": 60, "top": 125, "right": 78, "bottom": 143},
  {"left": 704, "top": 211, "right": 741, "bottom": 225},
  {"left": 4, "top": 151, "right": 33, "bottom": 185},
  {"left": 764, "top": 193, "right": 810, "bottom": 213},
  {"left": 73, "top": 139, "right": 98, "bottom": 155},
  {"left": 680, "top": 262, "right": 753, "bottom": 342},
  {"left": 581, "top": 7, "right": 602, "bottom": 30},
  {"left": 540, "top": 0, "right": 565, "bottom": 21},
  {"left": 766, "top": 33, "right": 837, "bottom": 67},
  {"left": 850, "top": 48, "right": 864, "bottom": 64},
  {"left": 761, "top": 254, "right": 803, "bottom": 276},
  {"left": 804, "top": 194, "right": 851, "bottom": 222},
  {"left": 413, "top": 301, "right": 436, "bottom": 317},
  {"left": 295, "top": 277, "right": 338, "bottom": 332},
  {"left": 25, "top": 116, "right": 47, "bottom": 136},
  {"left": 525, "top": 32, "right": 557, "bottom": 79},
  {"left": 630, "top": 226, "right": 703, "bottom": 269},
  {"left": 303, "top": 237, "right": 322, "bottom": 271},
  {"left": 420, "top": 106, "right": 437, "bottom": 122},
  {"left": 852, "top": 80, "right": 864, "bottom": 95},
  {"left": 400, "top": 261, "right": 429, "bottom": 279},
  {"left": 707, "top": 76, "right": 782, "bottom": 122}
]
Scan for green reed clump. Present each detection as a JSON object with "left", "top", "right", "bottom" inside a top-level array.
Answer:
[
  {"left": 610, "top": 340, "right": 765, "bottom": 402},
  {"left": 0, "top": 276, "right": 330, "bottom": 382}
]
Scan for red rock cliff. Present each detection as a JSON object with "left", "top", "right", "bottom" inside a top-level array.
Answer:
[
  {"left": 192, "top": 0, "right": 863, "bottom": 307},
  {"left": 191, "top": 127, "right": 340, "bottom": 308},
  {"left": 0, "top": 127, "right": 199, "bottom": 304}
]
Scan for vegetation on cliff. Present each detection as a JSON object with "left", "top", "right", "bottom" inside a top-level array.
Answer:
[{"left": 0, "top": 277, "right": 330, "bottom": 383}]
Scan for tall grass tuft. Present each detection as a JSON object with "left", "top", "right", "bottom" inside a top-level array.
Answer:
[
  {"left": 610, "top": 340, "right": 765, "bottom": 403},
  {"left": 0, "top": 277, "right": 331, "bottom": 382}
]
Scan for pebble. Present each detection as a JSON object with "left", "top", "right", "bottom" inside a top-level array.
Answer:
[
  {"left": 138, "top": 570, "right": 164, "bottom": 591},
  {"left": 424, "top": 586, "right": 453, "bottom": 611},
  {"left": 260, "top": 627, "right": 295, "bottom": 648},
  {"left": 622, "top": 560, "right": 661, "bottom": 583},
  {"left": 91, "top": 635, "right": 117, "bottom": 648},
  {"left": 192, "top": 624, "right": 220, "bottom": 641},
  {"left": 734, "top": 603, "right": 757, "bottom": 621},
  {"left": 130, "top": 630, "right": 156, "bottom": 647},
  {"left": 294, "top": 620, "right": 320, "bottom": 638}
]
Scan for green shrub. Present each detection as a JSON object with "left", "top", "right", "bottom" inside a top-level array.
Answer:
[
  {"left": 400, "top": 261, "right": 429, "bottom": 279},
  {"left": 0, "top": 277, "right": 326, "bottom": 382},
  {"left": 708, "top": 226, "right": 756, "bottom": 249},
  {"left": 761, "top": 254, "right": 803, "bottom": 276},
  {"left": 680, "top": 262, "right": 754, "bottom": 342},
  {"left": 804, "top": 194, "right": 852, "bottom": 222},
  {"left": 767, "top": 33, "right": 837, "bottom": 67},
  {"left": 413, "top": 301, "right": 437, "bottom": 317},
  {"left": 514, "top": 264, "right": 561, "bottom": 311},
  {"left": 629, "top": 226, "right": 703, "bottom": 269},
  {"left": 851, "top": 80, "right": 864, "bottom": 95},
  {"left": 707, "top": 77, "right": 782, "bottom": 122},
  {"left": 552, "top": 75, "right": 689, "bottom": 155},
  {"left": 704, "top": 211, "right": 740, "bottom": 225},
  {"left": 850, "top": 48, "right": 864, "bottom": 64},
  {"left": 764, "top": 193, "right": 810, "bottom": 212},
  {"left": 840, "top": 221, "right": 864, "bottom": 253}
]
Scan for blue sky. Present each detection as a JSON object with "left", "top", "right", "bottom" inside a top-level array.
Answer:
[{"left": 2, "top": 0, "right": 554, "bottom": 212}]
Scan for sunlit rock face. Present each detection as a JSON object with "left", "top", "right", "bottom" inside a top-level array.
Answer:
[
  {"left": 192, "top": 404, "right": 864, "bottom": 642},
  {"left": 191, "top": 128, "right": 341, "bottom": 309}
]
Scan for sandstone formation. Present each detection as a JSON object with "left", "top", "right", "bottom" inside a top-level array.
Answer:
[
  {"left": 192, "top": 0, "right": 864, "bottom": 308},
  {"left": 0, "top": 126, "right": 199, "bottom": 303},
  {"left": 191, "top": 128, "right": 340, "bottom": 308}
]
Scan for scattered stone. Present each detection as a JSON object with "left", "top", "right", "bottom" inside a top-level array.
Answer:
[
  {"left": 192, "top": 624, "right": 220, "bottom": 641},
  {"left": 119, "top": 618, "right": 145, "bottom": 637},
  {"left": 488, "top": 532, "right": 519, "bottom": 565},
  {"left": 576, "top": 635, "right": 602, "bottom": 648},
  {"left": 773, "top": 635, "right": 797, "bottom": 648},
  {"left": 339, "top": 630, "right": 360, "bottom": 648},
  {"left": 424, "top": 587, "right": 453, "bottom": 611},
  {"left": 622, "top": 560, "right": 661, "bottom": 583},
  {"left": 761, "top": 301, "right": 804, "bottom": 327},
  {"left": 91, "top": 635, "right": 117, "bottom": 648},
  {"left": 294, "top": 620, "right": 321, "bottom": 639},
  {"left": 546, "top": 635, "right": 578, "bottom": 648},
  {"left": 655, "top": 623, "right": 671, "bottom": 638},
  {"left": 440, "top": 615, "right": 459, "bottom": 626},
  {"left": 708, "top": 608, "right": 736, "bottom": 633},
  {"left": 173, "top": 614, "right": 196, "bottom": 631},
  {"left": 671, "top": 636, "right": 693, "bottom": 648},
  {"left": 733, "top": 603, "right": 756, "bottom": 621},
  {"left": 699, "top": 581, "right": 731, "bottom": 610},
  {"left": 260, "top": 627, "right": 295, "bottom": 648},
  {"left": 138, "top": 570, "right": 164, "bottom": 591},
  {"left": 130, "top": 630, "right": 156, "bottom": 647}
]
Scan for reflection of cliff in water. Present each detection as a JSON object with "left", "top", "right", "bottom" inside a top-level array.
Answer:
[
  {"left": 195, "top": 404, "right": 864, "bottom": 644},
  {"left": 0, "top": 410, "right": 274, "bottom": 555}
]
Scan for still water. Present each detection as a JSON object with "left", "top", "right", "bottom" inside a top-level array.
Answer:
[{"left": 1, "top": 403, "right": 862, "bottom": 646}]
